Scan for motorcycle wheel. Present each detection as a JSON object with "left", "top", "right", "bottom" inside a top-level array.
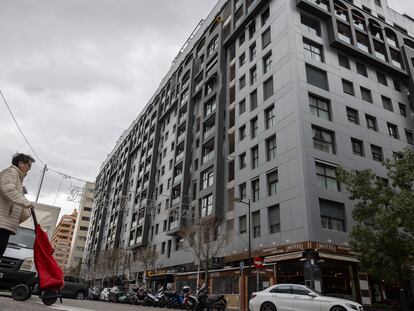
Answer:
[{"left": 213, "top": 299, "right": 227, "bottom": 311}]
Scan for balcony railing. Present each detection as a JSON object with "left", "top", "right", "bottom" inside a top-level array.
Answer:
[
  {"left": 177, "top": 132, "right": 186, "bottom": 142},
  {"left": 173, "top": 173, "right": 183, "bottom": 184},
  {"left": 136, "top": 236, "right": 143, "bottom": 244},
  {"left": 171, "top": 197, "right": 180, "bottom": 206},
  {"left": 203, "top": 151, "right": 214, "bottom": 164},
  {"left": 203, "top": 127, "right": 215, "bottom": 139},
  {"left": 169, "top": 220, "right": 179, "bottom": 231},
  {"left": 175, "top": 152, "right": 184, "bottom": 162}
]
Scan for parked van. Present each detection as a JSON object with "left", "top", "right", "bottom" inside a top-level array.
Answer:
[{"left": 0, "top": 203, "right": 60, "bottom": 290}]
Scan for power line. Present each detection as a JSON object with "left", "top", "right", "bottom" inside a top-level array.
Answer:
[
  {"left": 0, "top": 89, "right": 45, "bottom": 166},
  {"left": 1, "top": 89, "right": 93, "bottom": 185}
]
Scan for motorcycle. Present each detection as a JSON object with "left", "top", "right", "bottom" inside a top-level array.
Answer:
[
  {"left": 87, "top": 286, "right": 101, "bottom": 301},
  {"left": 194, "top": 283, "right": 227, "bottom": 311}
]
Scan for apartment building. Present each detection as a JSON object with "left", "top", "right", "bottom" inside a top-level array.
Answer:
[
  {"left": 85, "top": 0, "right": 414, "bottom": 307},
  {"left": 52, "top": 210, "right": 77, "bottom": 270},
  {"left": 66, "top": 182, "right": 95, "bottom": 273}
]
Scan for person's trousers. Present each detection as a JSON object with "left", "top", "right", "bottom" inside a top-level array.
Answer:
[{"left": 0, "top": 228, "right": 11, "bottom": 258}]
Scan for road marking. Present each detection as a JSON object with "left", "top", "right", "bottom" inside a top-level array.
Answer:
[
  {"left": 35, "top": 302, "right": 93, "bottom": 311},
  {"left": 49, "top": 305, "right": 93, "bottom": 311}
]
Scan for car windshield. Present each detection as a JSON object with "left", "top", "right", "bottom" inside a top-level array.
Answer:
[{"left": 8, "top": 227, "right": 35, "bottom": 249}]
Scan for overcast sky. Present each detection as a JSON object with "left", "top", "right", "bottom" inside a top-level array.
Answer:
[{"left": 0, "top": 0, "right": 412, "bottom": 220}]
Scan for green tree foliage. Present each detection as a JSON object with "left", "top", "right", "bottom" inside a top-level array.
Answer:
[{"left": 338, "top": 149, "right": 414, "bottom": 310}]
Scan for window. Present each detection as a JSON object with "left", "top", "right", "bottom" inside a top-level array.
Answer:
[
  {"left": 366, "top": 114, "right": 377, "bottom": 131},
  {"left": 263, "top": 52, "right": 272, "bottom": 74},
  {"left": 262, "top": 27, "right": 271, "bottom": 48},
  {"left": 265, "top": 105, "right": 275, "bottom": 129},
  {"left": 405, "top": 129, "right": 413, "bottom": 145},
  {"left": 393, "top": 78, "right": 401, "bottom": 92},
  {"left": 346, "top": 107, "right": 359, "bottom": 124},
  {"left": 266, "top": 135, "right": 277, "bottom": 161},
  {"left": 399, "top": 103, "right": 407, "bottom": 117},
  {"left": 201, "top": 169, "right": 214, "bottom": 189},
  {"left": 360, "top": 87, "right": 373, "bottom": 103},
  {"left": 239, "top": 215, "right": 247, "bottom": 234},
  {"left": 309, "top": 94, "right": 330, "bottom": 120},
  {"left": 313, "top": 126, "right": 335, "bottom": 154},
  {"left": 387, "top": 122, "right": 399, "bottom": 139},
  {"left": 268, "top": 205, "right": 280, "bottom": 233},
  {"left": 239, "top": 52, "right": 246, "bottom": 66},
  {"left": 376, "top": 71, "right": 388, "bottom": 86},
  {"left": 252, "top": 211, "right": 260, "bottom": 238},
  {"left": 382, "top": 96, "right": 393, "bottom": 111},
  {"left": 207, "top": 36, "right": 218, "bottom": 57},
  {"left": 251, "top": 146, "right": 259, "bottom": 169},
  {"left": 316, "top": 161, "right": 339, "bottom": 191},
  {"left": 239, "top": 153, "right": 247, "bottom": 169},
  {"left": 251, "top": 117, "right": 258, "bottom": 138},
  {"left": 267, "top": 169, "right": 278, "bottom": 196},
  {"left": 239, "top": 99, "right": 246, "bottom": 115},
  {"left": 374, "top": 0, "right": 382, "bottom": 7},
  {"left": 261, "top": 7, "right": 270, "bottom": 26},
  {"left": 250, "top": 90, "right": 258, "bottom": 110},
  {"left": 356, "top": 62, "right": 368, "bottom": 77},
  {"left": 250, "top": 66, "right": 257, "bottom": 85},
  {"left": 201, "top": 194, "right": 213, "bottom": 217},
  {"left": 304, "top": 39, "right": 324, "bottom": 62},
  {"left": 371, "top": 144, "right": 383, "bottom": 162},
  {"left": 306, "top": 64, "right": 329, "bottom": 90},
  {"left": 239, "top": 183, "right": 247, "bottom": 200},
  {"left": 239, "top": 75, "right": 246, "bottom": 90},
  {"left": 338, "top": 54, "right": 350, "bottom": 69},
  {"left": 263, "top": 77, "right": 274, "bottom": 100},
  {"left": 239, "top": 31, "right": 246, "bottom": 46},
  {"left": 249, "top": 43, "right": 256, "bottom": 61},
  {"left": 301, "top": 13, "right": 321, "bottom": 36},
  {"left": 249, "top": 20, "right": 256, "bottom": 39},
  {"left": 342, "top": 79, "right": 354, "bottom": 95},
  {"left": 320, "top": 199, "right": 346, "bottom": 232},
  {"left": 239, "top": 125, "right": 246, "bottom": 141},
  {"left": 351, "top": 138, "right": 364, "bottom": 156},
  {"left": 252, "top": 178, "right": 260, "bottom": 202}
]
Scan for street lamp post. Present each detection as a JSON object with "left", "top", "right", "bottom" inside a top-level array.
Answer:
[{"left": 234, "top": 197, "right": 251, "bottom": 311}]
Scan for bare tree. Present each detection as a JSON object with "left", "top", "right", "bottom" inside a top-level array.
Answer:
[
  {"left": 179, "top": 217, "right": 225, "bottom": 287},
  {"left": 137, "top": 246, "right": 159, "bottom": 288}
]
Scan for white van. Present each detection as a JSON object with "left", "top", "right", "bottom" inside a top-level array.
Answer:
[{"left": 0, "top": 203, "right": 60, "bottom": 290}]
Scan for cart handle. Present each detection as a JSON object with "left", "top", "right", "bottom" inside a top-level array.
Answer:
[{"left": 30, "top": 207, "right": 38, "bottom": 227}]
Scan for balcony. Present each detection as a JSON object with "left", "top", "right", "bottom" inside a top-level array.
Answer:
[
  {"left": 136, "top": 236, "right": 143, "bottom": 244},
  {"left": 296, "top": 0, "right": 331, "bottom": 19},
  {"left": 143, "top": 180, "right": 149, "bottom": 189}
]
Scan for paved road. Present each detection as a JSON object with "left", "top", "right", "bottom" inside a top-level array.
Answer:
[{"left": 0, "top": 294, "right": 162, "bottom": 311}]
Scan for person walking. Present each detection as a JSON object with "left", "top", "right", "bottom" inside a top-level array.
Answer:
[{"left": 0, "top": 153, "right": 35, "bottom": 258}]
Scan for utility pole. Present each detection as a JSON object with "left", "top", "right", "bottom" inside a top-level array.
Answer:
[{"left": 35, "top": 164, "right": 47, "bottom": 202}]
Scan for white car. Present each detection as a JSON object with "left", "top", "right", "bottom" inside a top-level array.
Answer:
[{"left": 249, "top": 284, "right": 363, "bottom": 311}]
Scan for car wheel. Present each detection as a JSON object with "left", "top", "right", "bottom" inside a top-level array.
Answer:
[
  {"left": 12, "top": 284, "right": 31, "bottom": 301},
  {"left": 260, "top": 302, "right": 277, "bottom": 311},
  {"left": 330, "top": 306, "right": 346, "bottom": 311},
  {"left": 76, "top": 291, "right": 86, "bottom": 300}
]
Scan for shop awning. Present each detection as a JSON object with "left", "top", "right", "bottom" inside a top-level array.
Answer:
[
  {"left": 319, "top": 253, "right": 359, "bottom": 263},
  {"left": 264, "top": 251, "right": 303, "bottom": 263}
]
